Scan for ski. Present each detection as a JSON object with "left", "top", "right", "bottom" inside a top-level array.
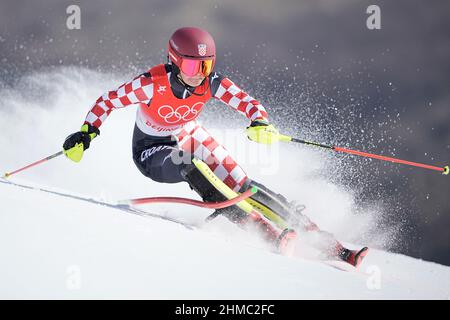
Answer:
[{"left": 0, "top": 178, "right": 196, "bottom": 230}]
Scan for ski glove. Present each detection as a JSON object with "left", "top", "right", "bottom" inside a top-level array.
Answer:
[
  {"left": 246, "top": 120, "right": 281, "bottom": 145},
  {"left": 63, "top": 124, "right": 100, "bottom": 162}
]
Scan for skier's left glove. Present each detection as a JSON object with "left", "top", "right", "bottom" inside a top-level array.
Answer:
[
  {"left": 63, "top": 124, "right": 100, "bottom": 163},
  {"left": 246, "top": 120, "right": 281, "bottom": 145}
]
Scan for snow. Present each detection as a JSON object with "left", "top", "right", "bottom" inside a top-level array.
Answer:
[
  {"left": 0, "top": 178, "right": 449, "bottom": 299},
  {"left": 0, "top": 67, "right": 449, "bottom": 299}
]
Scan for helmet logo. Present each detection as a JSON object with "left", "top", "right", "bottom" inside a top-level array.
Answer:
[
  {"left": 170, "top": 39, "right": 179, "bottom": 50},
  {"left": 198, "top": 44, "right": 207, "bottom": 56}
]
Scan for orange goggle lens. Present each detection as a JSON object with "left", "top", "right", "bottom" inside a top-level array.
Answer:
[{"left": 180, "top": 59, "right": 214, "bottom": 77}]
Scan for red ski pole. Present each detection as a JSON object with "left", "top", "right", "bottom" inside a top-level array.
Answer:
[
  {"left": 278, "top": 135, "right": 449, "bottom": 175},
  {"left": 3, "top": 151, "right": 64, "bottom": 179}
]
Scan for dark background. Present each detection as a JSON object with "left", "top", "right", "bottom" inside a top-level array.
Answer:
[{"left": 1, "top": 0, "right": 449, "bottom": 265}]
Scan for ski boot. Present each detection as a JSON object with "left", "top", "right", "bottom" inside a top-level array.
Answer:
[
  {"left": 288, "top": 202, "right": 319, "bottom": 232},
  {"left": 337, "top": 246, "right": 369, "bottom": 268},
  {"left": 275, "top": 228, "right": 297, "bottom": 257},
  {"left": 243, "top": 211, "right": 298, "bottom": 256}
]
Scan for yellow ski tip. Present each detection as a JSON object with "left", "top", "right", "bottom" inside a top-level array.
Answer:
[
  {"left": 443, "top": 165, "right": 449, "bottom": 175},
  {"left": 2, "top": 172, "right": 10, "bottom": 179}
]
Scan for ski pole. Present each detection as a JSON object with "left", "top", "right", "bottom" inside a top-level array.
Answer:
[
  {"left": 2, "top": 151, "right": 64, "bottom": 179},
  {"left": 278, "top": 134, "right": 449, "bottom": 175}
]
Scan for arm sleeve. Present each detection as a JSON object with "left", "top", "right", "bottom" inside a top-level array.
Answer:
[
  {"left": 84, "top": 73, "right": 154, "bottom": 128},
  {"left": 211, "top": 75, "right": 269, "bottom": 123}
]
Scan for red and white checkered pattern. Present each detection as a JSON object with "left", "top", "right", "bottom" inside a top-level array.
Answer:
[
  {"left": 175, "top": 121, "right": 248, "bottom": 192},
  {"left": 213, "top": 77, "right": 269, "bottom": 123},
  {"left": 81, "top": 70, "right": 271, "bottom": 192},
  {"left": 84, "top": 74, "right": 154, "bottom": 128},
  {"left": 84, "top": 71, "right": 269, "bottom": 131}
]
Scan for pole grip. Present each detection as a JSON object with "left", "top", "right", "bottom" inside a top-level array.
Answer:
[{"left": 278, "top": 134, "right": 292, "bottom": 142}]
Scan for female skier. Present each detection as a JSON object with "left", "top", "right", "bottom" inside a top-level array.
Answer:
[{"left": 62, "top": 27, "right": 368, "bottom": 267}]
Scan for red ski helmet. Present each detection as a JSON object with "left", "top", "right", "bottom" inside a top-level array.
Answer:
[{"left": 168, "top": 27, "right": 216, "bottom": 77}]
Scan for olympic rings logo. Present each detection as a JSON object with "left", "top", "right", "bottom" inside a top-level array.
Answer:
[{"left": 157, "top": 102, "right": 204, "bottom": 124}]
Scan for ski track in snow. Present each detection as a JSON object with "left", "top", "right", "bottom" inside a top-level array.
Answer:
[{"left": 0, "top": 177, "right": 196, "bottom": 230}]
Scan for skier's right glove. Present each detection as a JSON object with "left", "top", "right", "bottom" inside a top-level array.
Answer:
[{"left": 63, "top": 124, "right": 100, "bottom": 163}]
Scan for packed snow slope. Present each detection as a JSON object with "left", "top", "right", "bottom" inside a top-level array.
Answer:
[
  {"left": 1, "top": 177, "right": 449, "bottom": 299},
  {"left": 0, "top": 67, "right": 449, "bottom": 299}
]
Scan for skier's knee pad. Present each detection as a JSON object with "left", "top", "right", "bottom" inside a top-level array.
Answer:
[
  {"left": 180, "top": 161, "right": 228, "bottom": 203},
  {"left": 241, "top": 179, "right": 293, "bottom": 220},
  {"left": 180, "top": 160, "right": 253, "bottom": 225}
]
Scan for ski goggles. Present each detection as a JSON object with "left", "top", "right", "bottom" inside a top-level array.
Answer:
[{"left": 179, "top": 58, "right": 214, "bottom": 77}]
